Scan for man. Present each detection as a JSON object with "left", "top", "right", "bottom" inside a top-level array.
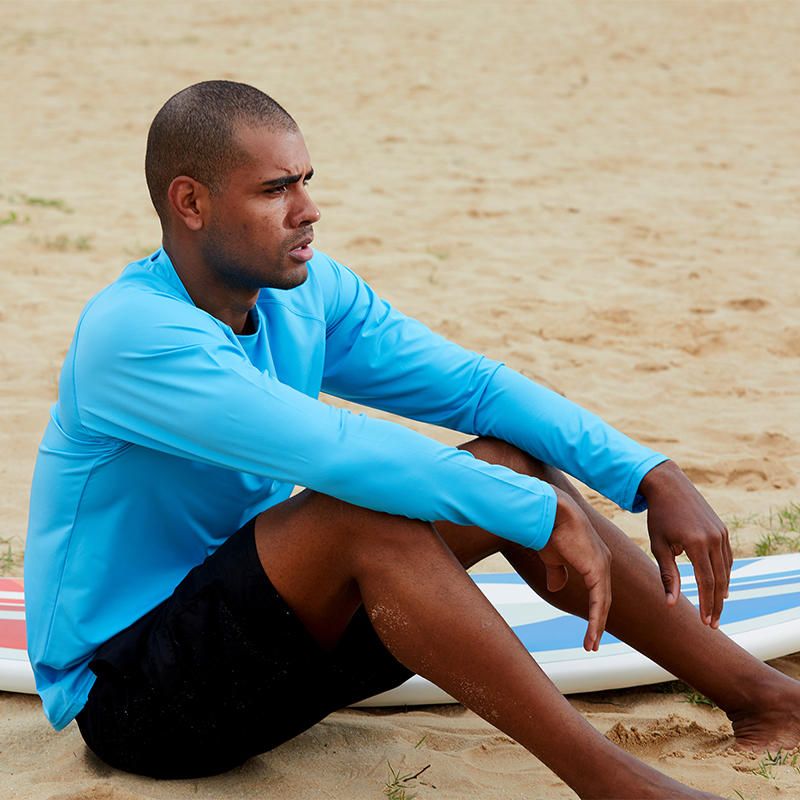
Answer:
[{"left": 24, "top": 81, "right": 799, "bottom": 798}]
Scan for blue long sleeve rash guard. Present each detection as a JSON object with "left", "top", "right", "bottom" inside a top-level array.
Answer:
[{"left": 24, "top": 247, "right": 666, "bottom": 730}]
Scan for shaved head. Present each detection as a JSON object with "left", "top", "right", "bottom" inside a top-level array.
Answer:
[{"left": 145, "top": 80, "right": 297, "bottom": 224}]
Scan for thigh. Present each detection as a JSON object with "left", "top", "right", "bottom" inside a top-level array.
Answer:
[
  {"left": 76, "top": 517, "right": 412, "bottom": 779},
  {"left": 253, "top": 487, "right": 438, "bottom": 649}
]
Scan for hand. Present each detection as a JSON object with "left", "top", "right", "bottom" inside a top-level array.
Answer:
[
  {"left": 640, "top": 460, "right": 733, "bottom": 628},
  {"left": 538, "top": 488, "right": 612, "bottom": 651}
]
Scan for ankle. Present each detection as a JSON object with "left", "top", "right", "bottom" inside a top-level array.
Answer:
[{"left": 723, "top": 669, "right": 798, "bottom": 721}]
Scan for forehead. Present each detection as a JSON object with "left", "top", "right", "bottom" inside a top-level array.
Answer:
[{"left": 230, "top": 123, "right": 311, "bottom": 181}]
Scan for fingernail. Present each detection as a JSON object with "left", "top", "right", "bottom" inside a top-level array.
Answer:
[{"left": 705, "top": 615, "right": 712, "bottom": 625}]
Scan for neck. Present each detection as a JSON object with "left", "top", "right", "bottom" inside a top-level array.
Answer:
[{"left": 163, "top": 237, "right": 258, "bottom": 335}]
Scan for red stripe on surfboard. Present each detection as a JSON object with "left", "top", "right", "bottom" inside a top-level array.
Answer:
[
  {"left": 0, "top": 578, "right": 23, "bottom": 592},
  {"left": 0, "top": 619, "right": 26, "bottom": 650}
]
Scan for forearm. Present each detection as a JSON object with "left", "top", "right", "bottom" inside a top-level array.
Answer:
[
  {"left": 473, "top": 365, "right": 668, "bottom": 511},
  {"left": 77, "top": 337, "right": 557, "bottom": 551}
]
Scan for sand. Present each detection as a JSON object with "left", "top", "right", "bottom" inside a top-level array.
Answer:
[{"left": 1, "top": 1, "right": 799, "bottom": 797}]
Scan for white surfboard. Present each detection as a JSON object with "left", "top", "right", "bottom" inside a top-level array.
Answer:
[
  {"left": 4, "top": 555, "right": 800, "bottom": 704},
  {"left": 0, "top": 578, "right": 30, "bottom": 694},
  {"left": 355, "top": 553, "right": 800, "bottom": 706}
]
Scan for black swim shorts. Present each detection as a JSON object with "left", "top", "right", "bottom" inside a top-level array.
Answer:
[{"left": 75, "top": 517, "right": 414, "bottom": 779}]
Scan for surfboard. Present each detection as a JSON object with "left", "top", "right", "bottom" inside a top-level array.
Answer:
[
  {"left": 0, "top": 578, "right": 30, "bottom": 694},
  {"left": 3, "top": 554, "right": 800, "bottom": 704},
  {"left": 355, "top": 553, "right": 800, "bottom": 706}
]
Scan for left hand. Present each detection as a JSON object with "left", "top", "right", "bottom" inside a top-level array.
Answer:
[{"left": 639, "top": 460, "right": 733, "bottom": 628}]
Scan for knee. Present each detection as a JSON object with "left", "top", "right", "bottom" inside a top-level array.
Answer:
[
  {"left": 303, "top": 490, "right": 442, "bottom": 560},
  {"left": 460, "top": 436, "right": 554, "bottom": 482}
]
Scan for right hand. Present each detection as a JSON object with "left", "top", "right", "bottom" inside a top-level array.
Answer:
[{"left": 537, "top": 487, "right": 612, "bottom": 652}]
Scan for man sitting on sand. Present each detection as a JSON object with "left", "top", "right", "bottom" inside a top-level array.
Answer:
[{"left": 25, "top": 80, "right": 800, "bottom": 799}]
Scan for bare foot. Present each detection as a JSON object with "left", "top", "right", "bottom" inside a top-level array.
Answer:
[{"left": 728, "top": 676, "right": 800, "bottom": 753}]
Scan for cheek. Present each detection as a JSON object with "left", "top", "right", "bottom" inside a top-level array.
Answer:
[{"left": 253, "top": 214, "right": 289, "bottom": 249}]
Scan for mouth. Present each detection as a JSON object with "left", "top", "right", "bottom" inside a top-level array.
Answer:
[{"left": 288, "top": 233, "right": 314, "bottom": 263}]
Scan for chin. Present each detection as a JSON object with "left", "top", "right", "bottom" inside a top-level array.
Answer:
[{"left": 269, "top": 263, "right": 308, "bottom": 291}]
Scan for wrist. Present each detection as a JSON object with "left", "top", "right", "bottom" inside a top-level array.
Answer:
[
  {"left": 552, "top": 486, "right": 588, "bottom": 529},
  {"left": 638, "top": 459, "right": 683, "bottom": 501}
]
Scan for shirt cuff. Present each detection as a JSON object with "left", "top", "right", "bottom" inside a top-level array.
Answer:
[
  {"left": 521, "top": 483, "right": 558, "bottom": 550},
  {"left": 624, "top": 453, "right": 670, "bottom": 513}
]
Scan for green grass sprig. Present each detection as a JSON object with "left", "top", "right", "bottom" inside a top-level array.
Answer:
[{"left": 384, "top": 761, "right": 431, "bottom": 800}]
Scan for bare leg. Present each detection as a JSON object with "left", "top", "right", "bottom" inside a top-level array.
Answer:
[
  {"left": 433, "top": 437, "right": 800, "bottom": 753},
  {"left": 254, "top": 474, "right": 720, "bottom": 798}
]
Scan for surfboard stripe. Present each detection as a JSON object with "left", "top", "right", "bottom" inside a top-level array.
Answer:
[
  {"left": 683, "top": 581, "right": 800, "bottom": 604},
  {"left": 475, "top": 567, "right": 800, "bottom": 589},
  {"left": 477, "top": 575, "right": 800, "bottom": 611},
  {"left": 507, "top": 591, "right": 800, "bottom": 653},
  {"left": 0, "top": 619, "right": 26, "bottom": 650},
  {"left": 681, "top": 571, "right": 800, "bottom": 591}
]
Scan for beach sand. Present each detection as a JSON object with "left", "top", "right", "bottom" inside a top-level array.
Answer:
[{"left": 1, "top": 1, "right": 799, "bottom": 797}]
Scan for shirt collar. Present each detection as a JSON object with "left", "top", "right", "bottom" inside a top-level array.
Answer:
[{"left": 147, "top": 246, "right": 196, "bottom": 306}]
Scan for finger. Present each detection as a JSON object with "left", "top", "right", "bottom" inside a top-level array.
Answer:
[
  {"left": 546, "top": 564, "right": 568, "bottom": 593},
  {"left": 690, "top": 551, "right": 716, "bottom": 625},
  {"left": 722, "top": 527, "right": 734, "bottom": 596},
  {"left": 583, "top": 561, "right": 612, "bottom": 652},
  {"left": 652, "top": 539, "right": 681, "bottom": 605},
  {"left": 709, "top": 542, "right": 727, "bottom": 628}
]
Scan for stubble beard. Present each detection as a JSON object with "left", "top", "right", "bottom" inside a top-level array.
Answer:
[{"left": 200, "top": 224, "right": 307, "bottom": 292}]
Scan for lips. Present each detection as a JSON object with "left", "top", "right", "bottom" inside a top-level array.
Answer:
[{"left": 288, "top": 234, "right": 314, "bottom": 263}]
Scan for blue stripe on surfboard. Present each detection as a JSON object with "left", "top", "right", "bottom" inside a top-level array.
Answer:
[
  {"left": 682, "top": 574, "right": 800, "bottom": 597},
  {"left": 510, "top": 591, "right": 800, "bottom": 652},
  {"left": 680, "top": 557, "right": 761, "bottom": 574},
  {"left": 472, "top": 556, "right": 768, "bottom": 583},
  {"left": 474, "top": 565, "right": 800, "bottom": 588}
]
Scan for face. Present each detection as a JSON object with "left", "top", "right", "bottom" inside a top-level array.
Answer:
[{"left": 199, "top": 124, "right": 320, "bottom": 292}]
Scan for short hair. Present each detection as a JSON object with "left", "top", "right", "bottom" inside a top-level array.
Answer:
[{"left": 145, "top": 80, "right": 296, "bottom": 223}]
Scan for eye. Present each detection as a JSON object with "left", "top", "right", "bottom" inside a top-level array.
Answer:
[{"left": 265, "top": 185, "right": 288, "bottom": 195}]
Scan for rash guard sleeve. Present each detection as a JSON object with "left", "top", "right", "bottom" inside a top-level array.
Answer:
[
  {"left": 317, "top": 256, "right": 667, "bottom": 512},
  {"left": 72, "top": 288, "right": 556, "bottom": 550}
]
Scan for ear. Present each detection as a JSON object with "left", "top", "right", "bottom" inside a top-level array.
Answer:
[{"left": 166, "top": 176, "right": 210, "bottom": 232}]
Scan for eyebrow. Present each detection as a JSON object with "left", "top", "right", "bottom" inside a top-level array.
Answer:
[{"left": 260, "top": 169, "right": 314, "bottom": 188}]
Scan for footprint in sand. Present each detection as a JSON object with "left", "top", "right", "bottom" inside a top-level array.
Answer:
[
  {"left": 45, "top": 784, "right": 145, "bottom": 800},
  {"left": 768, "top": 325, "right": 800, "bottom": 358},
  {"left": 345, "top": 235, "right": 383, "bottom": 249},
  {"left": 725, "top": 298, "right": 769, "bottom": 312},
  {"left": 681, "top": 457, "right": 796, "bottom": 491},
  {"left": 604, "top": 714, "right": 730, "bottom": 760},
  {"left": 461, "top": 733, "right": 535, "bottom": 774}
]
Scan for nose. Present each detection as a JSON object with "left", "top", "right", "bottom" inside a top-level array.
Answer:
[{"left": 289, "top": 184, "right": 321, "bottom": 228}]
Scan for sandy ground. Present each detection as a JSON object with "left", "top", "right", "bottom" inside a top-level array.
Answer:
[{"left": 1, "top": 1, "right": 799, "bottom": 797}]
